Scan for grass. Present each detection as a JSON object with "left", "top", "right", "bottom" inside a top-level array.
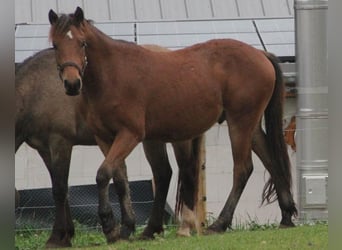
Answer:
[{"left": 15, "top": 221, "right": 328, "bottom": 250}]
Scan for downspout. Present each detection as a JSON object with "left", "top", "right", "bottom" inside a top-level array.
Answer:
[{"left": 294, "top": 0, "right": 328, "bottom": 221}]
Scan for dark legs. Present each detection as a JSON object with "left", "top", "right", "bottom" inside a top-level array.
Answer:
[
  {"left": 140, "top": 140, "right": 172, "bottom": 239},
  {"left": 207, "top": 119, "right": 296, "bottom": 234},
  {"left": 94, "top": 135, "right": 136, "bottom": 241},
  {"left": 251, "top": 125, "right": 296, "bottom": 227},
  {"left": 37, "top": 138, "right": 74, "bottom": 248},
  {"left": 207, "top": 119, "right": 254, "bottom": 233},
  {"left": 95, "top": 131, "right": 139, "bottom": 243},
  {"left": 96, "top": 163, "right": 135, "bottom": 242},
  {"left": 112, "top": 163, "right": 136, "bottom": 239},
  {"left": 96, "top": 134, "right": 203, "bottom": 242}
]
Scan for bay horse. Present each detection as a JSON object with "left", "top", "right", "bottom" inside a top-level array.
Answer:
[
  {"left": 16, "top": 47, "right": 203, "bottom": 247},
  {"left": 48, "top": 7, "right": 297, "bottom": 243}
]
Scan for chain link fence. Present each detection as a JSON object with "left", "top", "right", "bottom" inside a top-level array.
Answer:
[{"left": 15, "top": 180, "right": 173, "bottom": 231}]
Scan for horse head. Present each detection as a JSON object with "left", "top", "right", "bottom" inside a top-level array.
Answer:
[{"left": 48, "top": 7, "right": 88, "bottom": 96}]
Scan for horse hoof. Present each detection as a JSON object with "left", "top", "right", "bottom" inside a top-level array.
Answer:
[
  {"left": 205, "top": 224, "right": 226, "bottom": 235},
  {"left": 139, "top": 233, "right": 155, "bottom": 241},
  {"left": 105, "top": 226, "right": 120, "bottom": 243},
  {"left": 120, "top": 224, "right": 134, "bottom": 240},
  {"left": 279, "top": 222, "right": 295, "bottom": 228},
  {"left": 140, "top": 225, "right": 163, "bottom": 240},
  {"left": 177, "top": 227, "right": 191, "bottom": 237},
  {"left": 203, "top": 228, "right": 219, "bottom": 236},
  {"left": 280, "top": 216, "right": 296, "bottom": 228}
]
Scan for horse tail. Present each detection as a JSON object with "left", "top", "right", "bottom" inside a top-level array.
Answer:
[
  {"left": 261, "top": 52, "right": 293, "bottom": 204},
  {"left": 175, "top": 170, "right": 182, "bottom": 221},
  {"left": 174, "top": 135, "right": 204, "bottom": 222}
]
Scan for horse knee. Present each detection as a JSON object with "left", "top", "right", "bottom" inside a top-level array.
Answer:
[{"left": 96, "top": 166, "right": 111, "bottom": 188}]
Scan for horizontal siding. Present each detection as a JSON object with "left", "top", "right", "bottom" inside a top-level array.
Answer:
[
  {"left": 15, "top": 17, "right": 295, "bottom": 62},
  {"left": 15, "top": 0, "right": 293, "bottom": 24}
]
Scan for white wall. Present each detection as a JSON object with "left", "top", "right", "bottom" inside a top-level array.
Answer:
[{"left": 15, "top": 99, "right": 297, "bottom": 226}]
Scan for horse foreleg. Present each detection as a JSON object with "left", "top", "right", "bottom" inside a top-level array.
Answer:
[
  {"left": 252, "top": 126, "right": 296, "bottom": 227},
  {"left": 207, "top": 122, "right": 254, "bottom": 234},
  {"left": 38, "top": 141, "right": 74, "bottom": 248},
  {"left": 112, "top": 162, "right": 136, "bottom": 239},
  {"left": 140, "top": 141, "right": 172, "bottom": 239},
  {"left": 95, "top": 131, "right": 139, "bottom": 243},
  {"left": 95, "top": 136, "right": 135, "bottom": 240}
]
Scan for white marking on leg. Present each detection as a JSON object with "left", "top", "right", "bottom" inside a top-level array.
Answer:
[{"left": 176, "top": 205, "right": 199, "bottom": 237}]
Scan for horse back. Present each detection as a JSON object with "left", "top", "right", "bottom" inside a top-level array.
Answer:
[{"left": 139, "top": 39, "right": 275, "bottom": 140}]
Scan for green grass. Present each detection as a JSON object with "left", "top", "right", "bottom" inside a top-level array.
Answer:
[{"left": 15, "top": 222, "right": 328, "bottom": 250}]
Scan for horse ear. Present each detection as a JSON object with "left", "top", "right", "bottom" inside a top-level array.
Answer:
[
  {"left": 48, "top": 9, "right": 58, "bottom": 25},
  {"left": 74, "top": 6, "right": 84, "bottom": 24}
]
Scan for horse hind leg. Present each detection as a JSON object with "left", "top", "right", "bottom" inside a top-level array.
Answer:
[
  {"left": 172, "top": 138, "right": 203, "bottom": 237},
  {"left": 140, "top": 140, "right": 172, "bottom": 239},
  {"left": 207, "top": 117, "right": 255, "bottom": 234},
  {"left": 252, "top": 125, "right": 297, "bottom": 227},
  {"left": 38, "top": 140, "right": 74, "bottom": 248}
]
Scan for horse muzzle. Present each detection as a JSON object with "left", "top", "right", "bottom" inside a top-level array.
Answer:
[{"left": 64, "top": 78, "right": 82, "bottom": 96}]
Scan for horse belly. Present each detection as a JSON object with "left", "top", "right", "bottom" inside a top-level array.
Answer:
[{"left": 145, "top": 104, "right": 222, "bottom": 142}]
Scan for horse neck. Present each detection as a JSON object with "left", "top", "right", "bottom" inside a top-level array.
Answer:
[
  {"left": 82, "top": 24, "right": 141, "bottom": 88},
  {"left": 81, "top": 24, "right": 115, "bottom": 91},
  {"left": 84, "top": 25, "right": 108, "bottom": 53},
  {"left": 84, "top": 23, "right": 140, "bottom": 61}
]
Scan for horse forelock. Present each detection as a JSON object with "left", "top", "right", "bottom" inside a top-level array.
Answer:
[{"left": 49, "top": 14, "right": 92, "bottom": 41}]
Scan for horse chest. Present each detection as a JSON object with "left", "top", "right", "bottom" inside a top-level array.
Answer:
[{"left": 88, "top": 100, "right": 145, "bottom": 142}]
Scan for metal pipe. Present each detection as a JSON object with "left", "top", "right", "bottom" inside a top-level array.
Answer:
[{"left": 294, "top": 0, "right": 328, "bottom": 221}]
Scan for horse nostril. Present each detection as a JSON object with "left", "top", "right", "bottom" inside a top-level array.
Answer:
[
  {"left": 64, "top": 79, "right": 69, "bottom": 90},
  {"left": 75, "top": 79, "right": 81, "bottom": 90},
  {"left": 64, "top": 79, "right": 82, "bottom": 96}
]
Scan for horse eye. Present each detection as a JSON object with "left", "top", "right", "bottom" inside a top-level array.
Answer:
[
  {"left": 52, "top": 43, "right": 58, "bottom": 50},
  {"left": 81, "top": 41, "right": 87, "bottom": 48}
]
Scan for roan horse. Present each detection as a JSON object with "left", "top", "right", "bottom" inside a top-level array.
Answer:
[
  {"left": 48, "top": 7, "right": 297, "bottom": 243},
  {"left": 16, "top": 47, "right": 204, "bottom": 248}
]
